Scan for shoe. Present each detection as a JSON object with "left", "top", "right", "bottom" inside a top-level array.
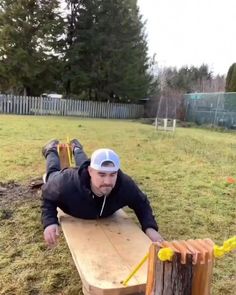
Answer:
[
  {"left": 70, "top": 138, "right": 83, "bottom": 152},
  {"left": 42, "top": 139, "right": 59, "bottom": 158}
]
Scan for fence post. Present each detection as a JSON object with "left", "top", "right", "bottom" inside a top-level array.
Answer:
[{"left": 40, "top": 96, "right": 43, "bottom": 115}]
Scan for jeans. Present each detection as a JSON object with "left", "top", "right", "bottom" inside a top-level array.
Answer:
[{"left": 46, "top": 148, "right": 88, "bottom": 182}]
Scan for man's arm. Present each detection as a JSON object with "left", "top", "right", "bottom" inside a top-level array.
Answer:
[
  {"left": 126, "top": 178, "right": 164, "bottom": 243},
  {"left": 145, "top": 228, "right": 164, "bottom": 243},
  {"left": 41, "top": 173, "right": 63, "bottom": 246},
  {"left": 41, "top": 196, "right": 60, "bottom": 247},
  {"left": 41, "top": 198, "right": 59, "bottom": 228}
]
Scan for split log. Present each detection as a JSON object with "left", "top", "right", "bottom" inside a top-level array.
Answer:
[{"left": 146, "top": 239, "right": 214, "bottom": 295}]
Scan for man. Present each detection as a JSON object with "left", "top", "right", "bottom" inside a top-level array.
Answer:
[{"left": 41, "top": 139, "right": 163, "bottom": 246}]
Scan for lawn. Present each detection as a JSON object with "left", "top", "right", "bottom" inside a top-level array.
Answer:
[{"left": 0, "top": 114, "right": 235, "bottom": 294}]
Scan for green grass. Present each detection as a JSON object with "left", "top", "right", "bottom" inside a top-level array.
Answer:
[{"left": 0, "top": 114, "right": 235, "bottom": 294}]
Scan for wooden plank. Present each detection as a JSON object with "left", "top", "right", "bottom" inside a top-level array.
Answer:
[
  {"left": 58, "top": 144, "right": 71, "bottom": 169},
  {"left": 26, "top": 96, "right": 29, "bottom": 114},
  {"left": 58, "top": 209, "right": 151, "bottom": 295},
  {"left": 196, "top": 239, "right": 214, "bottom": 295},
  {"left": 6, "top": 95, "right": 10, "bottom": 113},
  {"left": 186, "top": 240, "right": 213, "bottom": 295},
  {"left": 145, "top": 243, "right": 158, "bottom": 295}
]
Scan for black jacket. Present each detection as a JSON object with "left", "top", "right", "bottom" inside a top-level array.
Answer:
[{"left": 41, "top": 162, "right": 158, "bottom": 232}]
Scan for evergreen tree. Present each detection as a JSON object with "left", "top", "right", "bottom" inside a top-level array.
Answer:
[
  {"left": 164, "top": 64, "right": 212, "bottom": 93},
  {"left": 0, "top": 0, "right": 65, "bottom": 95},
  {"left": 225, "top": 63, "right": 236, "bottom": 92},
  {"left": 64, "top": 0, "right": 152, "bottom": 102}
]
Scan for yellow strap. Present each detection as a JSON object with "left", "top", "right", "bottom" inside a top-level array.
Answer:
[
  {"left": 122, "top": 253, "right": 149, "bottom": 286},
  {"left": 214, "top": 236, "right": 236, "bottom": 258},
  {"left": 66, "top": 143, "right": 72, "bottom": 167},
  {"left": 66, "top": 136, "right": 70, "bottom": 145},
  {"left": 65, "top": 137, "right": 73, "bottom": 167},
  {"left": 122, "top": 248, "right": 173, "bottom": 287}
]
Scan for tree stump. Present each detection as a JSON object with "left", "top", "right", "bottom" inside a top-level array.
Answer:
[{"left": 146, "top": 239, "right": 214, "bottom": 295}]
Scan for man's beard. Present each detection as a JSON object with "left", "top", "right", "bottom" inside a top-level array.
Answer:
[{"left": 99, "top": 185, "right": 113, "bottom": 195}]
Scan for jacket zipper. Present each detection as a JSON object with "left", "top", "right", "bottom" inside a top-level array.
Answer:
[{"left": 99, "top": 195, "right": 107, "bottom": 217}]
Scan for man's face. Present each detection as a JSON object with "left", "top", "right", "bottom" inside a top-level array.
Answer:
[{"left": 88, "top": 166, "right": 118, "bottom": 196}]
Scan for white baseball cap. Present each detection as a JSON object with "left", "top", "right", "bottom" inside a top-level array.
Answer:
[{"left": 90, "top": 148, "right": 120, "bottom": 172}]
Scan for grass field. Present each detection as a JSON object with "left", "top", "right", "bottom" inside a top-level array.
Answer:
[{"left": 0, "top": 114, "right": 235, "bottom": 294}]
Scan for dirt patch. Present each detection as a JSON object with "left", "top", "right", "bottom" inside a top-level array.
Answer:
[
  {"left": 0, "top": 178, "right": 83, "bottom": 295},
  {"left": 0, "top": 178, "right": 43, "bottom": 209}
]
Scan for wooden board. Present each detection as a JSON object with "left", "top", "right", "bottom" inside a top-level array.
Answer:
[
  {"left": 58, "top": 144, "right": 71, "bottom": 169},
  {"left": 58, "top": 209, "right": 151, "bottom": 295}
]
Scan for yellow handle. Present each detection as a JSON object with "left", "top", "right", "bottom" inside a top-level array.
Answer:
[{"left": 122, "top": 253, "right": 149, "bottom": 286}]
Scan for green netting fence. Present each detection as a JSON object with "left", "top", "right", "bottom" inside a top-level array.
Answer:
[{"left": 185, "top": 92, "right": 236, "bottom": 128}]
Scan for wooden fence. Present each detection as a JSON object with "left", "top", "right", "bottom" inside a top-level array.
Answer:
[{"left": 0, "top": 95, "right": 144, "bottom": 119}]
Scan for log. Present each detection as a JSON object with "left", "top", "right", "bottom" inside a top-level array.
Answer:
[
  {"left": 154, "top": 253, "right": 193, "bottom": 295},
  {"left": 146, "top": 239, "right": 214, "bottom": 295}
]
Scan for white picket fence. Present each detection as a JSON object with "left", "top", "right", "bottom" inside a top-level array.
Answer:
[{"left": 0, "top": 95, "right": 144, "bottom": 119}]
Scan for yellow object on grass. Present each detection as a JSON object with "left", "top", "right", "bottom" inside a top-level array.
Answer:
[
  {"left": 214, "top": 236, "right": 236, "bottom": 258},
  {"left": 213, "top": 246, "right": 225, "bottom": 258}
]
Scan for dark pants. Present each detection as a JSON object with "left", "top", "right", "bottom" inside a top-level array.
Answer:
[{"left": 46, "top": 149, "right": 88, "bottom": 182}]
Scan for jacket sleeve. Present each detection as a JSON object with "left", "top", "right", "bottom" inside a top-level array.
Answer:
[
  {"left": 41, "top": 172, "right": 64, "bottom": 229},
  {"left": 126, "top": 178, "right": 158, "bottom": 232}
]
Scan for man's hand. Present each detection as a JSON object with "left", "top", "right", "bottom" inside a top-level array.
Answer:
[
  {"left": 145, "top": 228, "right": 164, "bottom": 243},
  {"left": 44, "top": 224, "right": 60, "bottom": 247}
]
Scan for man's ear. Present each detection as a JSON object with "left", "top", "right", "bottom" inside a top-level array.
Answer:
[{"left": 88, "top": 166, "right": 92, "bottom": 176}]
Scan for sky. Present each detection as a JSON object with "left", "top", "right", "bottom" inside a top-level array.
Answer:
[{"left": 137, "top": 0, "right": 236, "bottom": 76}]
